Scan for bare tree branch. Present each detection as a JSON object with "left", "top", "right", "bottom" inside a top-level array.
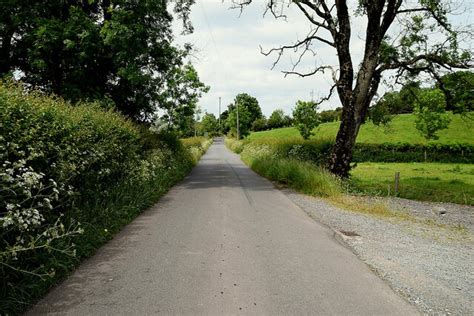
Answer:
[{"left": 283, "top": 65, "right": 333, "bottom": 78}]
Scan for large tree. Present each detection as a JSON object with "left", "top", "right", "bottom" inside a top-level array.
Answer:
[
  {"left": 233, "top": 0, "right": 472, "bottom": 177},
  {"left": 227, "top": 93, "right": 263, "bottom": 123},
  {"left": 160, "top": 63, "right": 209, "bottom": 131},
  {"left": 0, "top": 0, "right": 199, "bottom": 122}
]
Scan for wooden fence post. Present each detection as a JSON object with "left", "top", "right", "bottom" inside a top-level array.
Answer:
[{"left": 394, "top": 172, "right": 400, "bottom": 196}]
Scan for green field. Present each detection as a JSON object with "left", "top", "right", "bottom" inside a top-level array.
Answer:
[
  {"left": 351, "top": 162, "right": 474, "bottom": 205},
  {"left": 249, "top": 113, "right": 474, "bottom": 144}
]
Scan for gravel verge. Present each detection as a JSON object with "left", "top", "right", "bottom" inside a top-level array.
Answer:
[{"left": 284, "top": 189, "right": 473, "bottom": 315}]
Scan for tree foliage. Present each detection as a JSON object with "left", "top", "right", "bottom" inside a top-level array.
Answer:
[
  {"left": 268, "top": 109, "right": 288, "bottom": 129},
  {"left": 251, "top": 118, "right": 268, "bottom": 131},
  {"left": 319, "top": 108, "right": 342, "bottom": 123},
  {"left": 160, "top": 63, "right": 209, "bottom": 131},
  {"left": 200, "top": 112, "right": 220, "bottom": 136},
  {"left": 293, "top": 100, "right": 319, "bottom": 140},
  {"left": 226, "top": 104, "right": 252, "bottom": 138},
  {"left": 226, "top": 93, "right": 263, "bottom": 138},
  {"left": 437, "top": 71, "right": 474, "bottom": 113},
  {"left": 0, "top": 0, "right": 205, "bottom": 122},
  {"left": 414, "top": 88, "right": 450, "bottom": 140},
  {"left": 228, "top": 93, "right": 263, "bottom": 124}
]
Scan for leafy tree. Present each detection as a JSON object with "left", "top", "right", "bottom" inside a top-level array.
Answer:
[
  {"left": 414, "top": 89, "right": 450, "bottom": 140},
  {"left": 219, "top": 109, "right": 230, "bottom": 134},
  {"left": 293, "top": 100, "right": 319, "bottom": 140},
  {"left": 226, "top": 104, "right": 252, "bottom": 139},
  {"left": 201, "top": 112, "right": 220, "bottom": 136},
  {"left": 437, "top": 71, "right": 474, "bottom": 113},
  {"left": 251, "top": 118, "right": 268, "bottom": 131},
  {"left": 228, "top": 93, "right": 263, "bottom": 125},
  {"left": 268, "top": 109, "right": 287, "bottom": 129},
  {"left": 0, "top": 0, "right": 200, "bottom": 122},
  {"left": 160, "top": 63, "right": 209, "bottom": 131},
  {"left": 234, "top": 0, "right": 472, "bottom": 177},
  {"left": 283, "top": 114, "right": 293, "bottom": 126},
  {"left": 319, "top": 108, "right": 342, "bottom": 123}
]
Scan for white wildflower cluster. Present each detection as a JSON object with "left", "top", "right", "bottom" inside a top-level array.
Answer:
[
  {"left": 133, "top": 148, "right": 173, "bottom": 182},
  {"left": 242, "top": 144, "right": 274, "bottom": 159},
  {"left": 287, "top": 144, "right": 311, "bottom": 161},
  {"left": 1, "top": 140, "right": 82, "bottom": 268},
  {"left": 2, "top": 207, "right": 44, "bottom": 232},
  {"left": 1, "top": 156, "right": 60, "bottom": 232}
]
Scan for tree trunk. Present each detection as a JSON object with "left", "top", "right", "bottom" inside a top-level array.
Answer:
[
  {"left": 0, "top": 23, "right": 14, "bottom": 75},
  {"left": 328, "top": 103, "right": 362, "bottom": 178}
]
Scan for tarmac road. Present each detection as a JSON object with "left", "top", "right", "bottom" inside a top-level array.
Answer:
[{"left": 29, "top": 138, "right": 417, "bottom": 315}]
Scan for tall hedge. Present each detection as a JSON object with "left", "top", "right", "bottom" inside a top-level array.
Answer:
[
  {"left": 0, "top": 82, "right": 207, "bottom": 314},
  {"left": 353, "top": 143, "right": 473, "bottom": 163},
  {"left": 230, "top": 137, "right": 474, "bottom": 165}
]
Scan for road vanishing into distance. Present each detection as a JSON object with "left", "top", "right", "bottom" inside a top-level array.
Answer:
[{"left": 29, "top": 138, "right": 417, "bottom": 315}]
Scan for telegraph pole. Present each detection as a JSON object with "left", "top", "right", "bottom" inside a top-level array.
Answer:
[
  {"left": 218, "top": 97, "right": 221, "bottom": 128},
  {"left": 236, "top": 101, "right": 240, "bottom": 140}
]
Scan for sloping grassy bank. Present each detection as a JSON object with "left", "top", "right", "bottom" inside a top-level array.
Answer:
[
  {"left": 0, "top": 83, "right": 211, "bottom": 314},
  {"left": 249, "top": 113, "right": 474, "bottom": 145}
]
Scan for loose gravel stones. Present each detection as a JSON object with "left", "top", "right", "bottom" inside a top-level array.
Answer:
[{"left": 284, "top": 189, "right": 473, "bottom": 315}]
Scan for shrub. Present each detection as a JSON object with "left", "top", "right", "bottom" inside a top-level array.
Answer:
[{"left": 292, "top": 100, "right": 319, "bottom": 139}]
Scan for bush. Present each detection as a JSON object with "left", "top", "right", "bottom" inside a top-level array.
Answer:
[{"left": 0, "top": 82, "right": 209, "bottom": 314}]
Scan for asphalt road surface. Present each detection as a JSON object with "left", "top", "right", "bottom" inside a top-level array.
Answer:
[{"left": 29, "top": 138, "right": 417, "bottom": 315}]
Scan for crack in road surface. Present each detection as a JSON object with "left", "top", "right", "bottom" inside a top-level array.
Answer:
[{"left": 28, "top": 138, "right": 418, "bottom": 315}]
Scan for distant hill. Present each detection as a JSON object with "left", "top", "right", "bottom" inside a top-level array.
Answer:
[{"left": 249, "top": 113, "right": 474, "bottom": 144}]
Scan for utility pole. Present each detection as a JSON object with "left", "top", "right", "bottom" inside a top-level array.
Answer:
[
  {"left": 218, "top": 97, "right": 221, "bottom": 128},
  {"left": 310, "top": 90, "right": 314, "bottom": 102},
  {"left": 236, "top": 101, "right": 240, "bottom": 140}
]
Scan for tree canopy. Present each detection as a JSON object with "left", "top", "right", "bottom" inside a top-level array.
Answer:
[
  {"left": 226, "top": 93, "right": 263, "bottom": 138},
  {"left": 0, "top": 0, "right": 206, "bottom": 122}
]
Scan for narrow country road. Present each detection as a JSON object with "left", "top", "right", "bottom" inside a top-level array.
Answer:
[{"left": 29, "top": 138, "right": 417, "bottom": 315}]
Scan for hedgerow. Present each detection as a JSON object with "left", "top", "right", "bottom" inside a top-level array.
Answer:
[
  {"left": 353, "top": 143, "right": 474, "bottom": 163},
  {"left": 229, "top": 136, "right": 473, "bottom": 165},
  {"left": 0, "top": 82, "right": 210, "bottom": 314}
]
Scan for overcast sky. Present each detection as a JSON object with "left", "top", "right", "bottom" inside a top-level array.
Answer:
[{"left": 172, "top": 1, "right": 473, "bottom": 117}]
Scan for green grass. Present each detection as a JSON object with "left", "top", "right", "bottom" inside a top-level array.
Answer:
[
  {"left": 351, "top": 162, "right": 474, "bottom": 205},
  {"left": 242, "top": 155, "right": 342, "bottom": 198},
  {"left": 249, "top": 113, "right": 474, "bottom": 145}
]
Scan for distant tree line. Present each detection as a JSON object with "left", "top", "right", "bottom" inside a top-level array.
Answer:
[{"left": 196, "top": 92, "right": 344, "bottom": 139}]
